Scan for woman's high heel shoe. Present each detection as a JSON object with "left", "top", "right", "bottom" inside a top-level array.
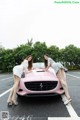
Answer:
[
  {"left": 64, "top": 98, "right": 72, "bottom": 105},
  {"left": 7, "top": 101, "right": 13, "bottom": 106},
  {"left": 12, "top": 100, "right": 18, "bottom": 106}
]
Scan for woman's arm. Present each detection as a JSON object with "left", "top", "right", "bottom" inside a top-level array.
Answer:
[
  {"left": 24, "top": 69, "right": 32, "bottom": 74},
  {"left": 44, "top": 64, "right": 51, "bottom": 71},
  {"left": 44, "top": 58, "right": 52, "bottom": 71}
]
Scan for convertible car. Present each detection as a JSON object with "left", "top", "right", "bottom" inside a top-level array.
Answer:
[{"left": 17, "top": 63, "right": 64, "bottom": 97}]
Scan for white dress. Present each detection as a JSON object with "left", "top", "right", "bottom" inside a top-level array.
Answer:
[
  {"left": 13, "top": 60, "right": 28, "bottom": 78},
  {"left": 48, "top": 57, "right": 65, "bottom": 74}
]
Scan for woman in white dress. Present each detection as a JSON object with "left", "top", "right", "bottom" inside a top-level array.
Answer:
[
  {"left": 7, "top": 55, "right": 33, "bottom": 106},
  {"left": 44, "top": 54, "right": 72, "bottom": 105}
]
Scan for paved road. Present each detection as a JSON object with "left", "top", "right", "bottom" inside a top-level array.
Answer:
[{"left": 0, "top": 71, "right": 80, "bottom": 120}]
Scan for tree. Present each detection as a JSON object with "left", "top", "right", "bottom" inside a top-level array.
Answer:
[
  {"left": 74, "top": 48, "right": 80, "bottom": 68},
  {"left": 47, "top": 45, "right": 59, "bottom": 62},
  {"left": 62, "top": 44, "right": 78, "bottom": 68},
  {"left": 0, "top": 49, "right": 14, "bottom": 72},
  {"left": 32, "top": 41, "right": 47, "bottom": 62},
  {"left": 26, "top": 38, "right": 33, "bottom": 46},
  {"left": 0, "top": 42, "right": 80, "bottom": 72},
  {"left": 14, "top": 44, "right": 33, "bottom": 64}
]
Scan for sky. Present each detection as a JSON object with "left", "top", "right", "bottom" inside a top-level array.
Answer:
[{"left": 0, "top": 0, "right": 80, "bottom": 49}]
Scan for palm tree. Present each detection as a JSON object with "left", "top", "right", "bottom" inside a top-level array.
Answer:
[{"left": 27, "top": 38, "right": 33, "bottom": 46}]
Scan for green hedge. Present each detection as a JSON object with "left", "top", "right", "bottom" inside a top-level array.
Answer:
[{"left": 0, "top": 42, "right": 80, "bottom": 72}]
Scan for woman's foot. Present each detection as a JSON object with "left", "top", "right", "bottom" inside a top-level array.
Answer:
[
  {"left": 12, "top": 100, "right": 18, "bottom": 106},
  {"left": 64, "top": 97, "right": 72, "bottom": 105},
  {"left": 7, "top": 101, "right": 13, "bottom": 106}
]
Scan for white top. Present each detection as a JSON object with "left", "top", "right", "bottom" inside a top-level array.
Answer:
[
  {"left": 48, "top": 57, "right": 55, "bottom": 66},
  {"left": 20, "top": 59, "right": 28, "bottom": 71},
  {"left": 47, "top": 57, "right": 65, "bottom": 73},
  {"left": 13, "top": 59, "right": 28, "bottom": 78}
]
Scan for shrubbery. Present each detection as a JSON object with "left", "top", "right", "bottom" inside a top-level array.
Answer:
[{"left": 0, "top": 42, "right": 80, "bottom": 72}]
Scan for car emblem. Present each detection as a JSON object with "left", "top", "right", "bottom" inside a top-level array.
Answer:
[{"left": 40, "top": 83, "right": 43, "bottom": 88}]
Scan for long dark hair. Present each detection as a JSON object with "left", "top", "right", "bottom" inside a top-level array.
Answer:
[
  {"left": 44, "top": 54, "right": 49, "bottom": 68},
  {"left": 25, "top": 55, "right": 33, "bottom": 70},
  {"left": 44, "top": 59, "right": 48, "bottom": 68}
]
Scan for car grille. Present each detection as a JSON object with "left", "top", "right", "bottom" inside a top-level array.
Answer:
[{"left": 24, "top": 81, "right": 58, "bottom": 91}]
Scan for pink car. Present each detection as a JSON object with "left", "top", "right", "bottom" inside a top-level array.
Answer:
[{"left": 17, "top": 63, "right": 64, "bottom": 97}]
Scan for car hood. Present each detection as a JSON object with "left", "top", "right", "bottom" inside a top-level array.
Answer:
[{"left": 21, "top": 69, "right": 58, "bottom": 82}]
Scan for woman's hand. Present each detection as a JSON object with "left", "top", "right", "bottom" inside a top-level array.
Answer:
[
  {"left": 25, "top": 69, "right": 32, "bottom": 74},
  {"left": 42, "top": 68, "right": 48, "bottom": 71},
  {"left": 32, "top": 68, "right": 36, "bottom": 70},
  {"left": 27, "top": 70, "right": 32, "bottom": 73}
]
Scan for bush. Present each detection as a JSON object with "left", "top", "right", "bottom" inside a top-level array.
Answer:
[{"left": 0, "top": 42, "right": 80, "bottom": 72}]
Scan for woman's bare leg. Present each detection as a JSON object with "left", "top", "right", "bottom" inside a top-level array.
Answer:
[
  {"left": 11, "top": 75, "right": 20, "bottom": 103},
  {"left": 56, "top": 69, "right": 70, "bottom": 99},
  {"left": 7, "top": 87, "right": 14, "bottom": 103},
  {"left": 7, "top": 75, "right": 20, "bottom": 104}
]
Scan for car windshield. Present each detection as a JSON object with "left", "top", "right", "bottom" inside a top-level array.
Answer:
[{"left": 33, "top": 62, "right": 45, "bottom": 68}]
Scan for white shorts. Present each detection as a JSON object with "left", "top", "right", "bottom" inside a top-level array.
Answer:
[
  {"left": 52, "top": 62, "right": 65, "bottom": 74},
  {"left": 13, "top": 65, "right": 23, "bottom": 78}
]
